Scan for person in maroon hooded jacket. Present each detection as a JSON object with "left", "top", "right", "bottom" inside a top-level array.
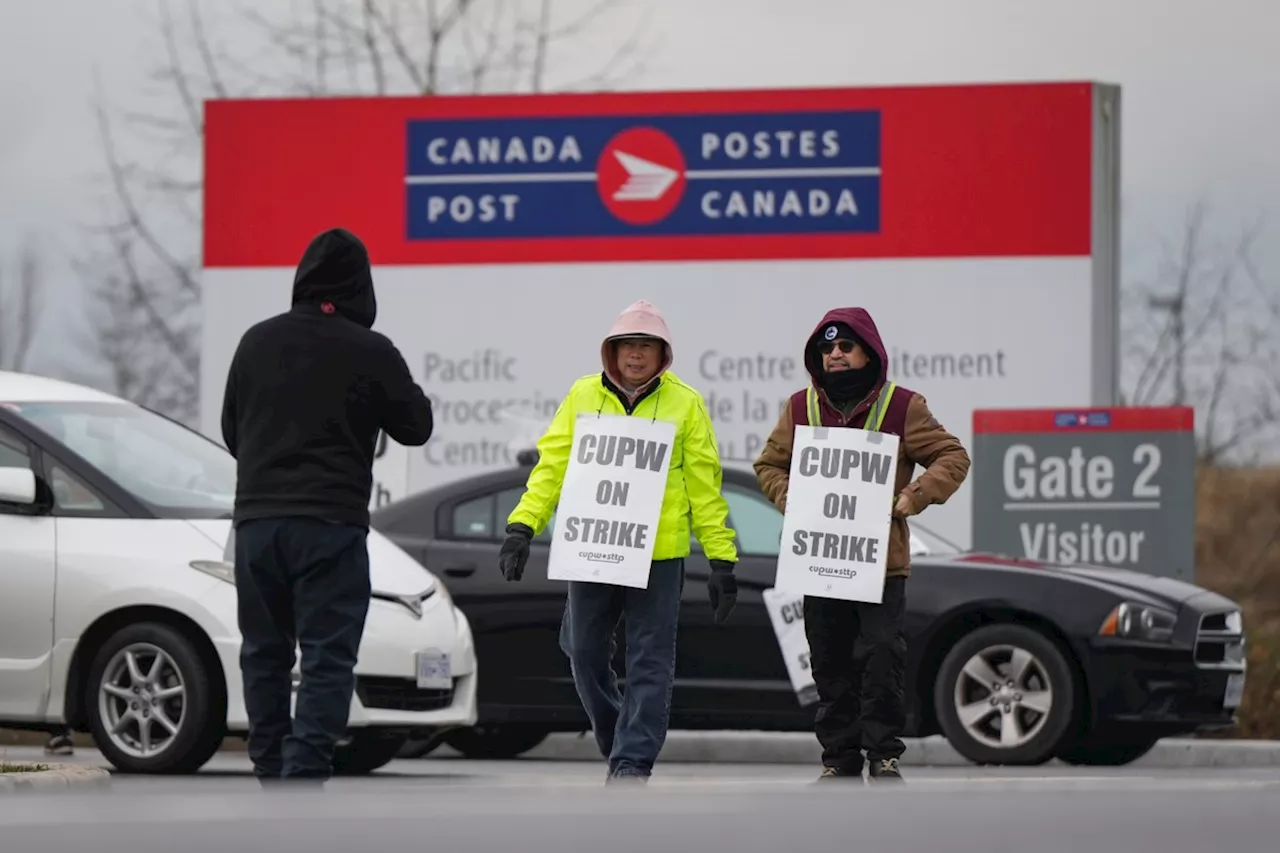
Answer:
[{"left": 754, "top": 307, "right": 970, "bottom": 783}]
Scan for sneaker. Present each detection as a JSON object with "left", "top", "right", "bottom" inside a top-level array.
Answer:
[
  {"left": 606, "top": 769, "right": 649, "bottom": 786},
  {"left": 814, "top": 765, "right": 864, "bottom": 783},
  {"left": 868, "top": 758, "right": 904, "bottom": 782},
  {"left": 44, "top": 733, "right": 75, "bottom": 756}
]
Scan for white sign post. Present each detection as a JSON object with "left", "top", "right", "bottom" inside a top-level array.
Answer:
[
  {"left": 774, "top": 426, "right": 901, "bottom": 603},
  {"left": 763, "top": 588, "right": 819, "bottom": 707},
  {"left": 546, "top": 415, "right": 676, "bottom": 589}
]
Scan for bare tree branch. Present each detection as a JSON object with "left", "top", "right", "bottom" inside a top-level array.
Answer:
[
  {"left": 365, "top": 1, "right": 428, "bottom": 91},
  {"left": 362, "top": 0, "right": 389, "bottom": 93},
  {"left": 77, "top": 0, "right": 653, "bottom": 424},
  {"left": 156, "top": 0, "right": 205, "bottom": 139},
  {"left": 0, "top": 243, "right": 46, "bottom": 373},
  {"left": 1122, "top": 200, "right": 1280, "bottom": 463},
  {"left": 188, "top": 0, "right": 230, "bottom": 99},
  {"left": 93, "top": 97, "right": 199, "bottom": 299}
]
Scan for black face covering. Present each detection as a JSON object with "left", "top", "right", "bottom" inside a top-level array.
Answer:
[{"left": 821, "top": 364, "right": 878, "bottom": 405}]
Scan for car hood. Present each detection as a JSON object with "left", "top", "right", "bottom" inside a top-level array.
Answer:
[
  {"left": 183, "top": 519, "right": 439, "bottom": 597},
  {"left": 955, "top": 553, "right": 1207, "bottom": 606}
]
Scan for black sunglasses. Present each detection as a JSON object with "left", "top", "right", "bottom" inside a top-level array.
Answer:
[{"left": 819, "top": 340, "right": 857, "bottom": 355}]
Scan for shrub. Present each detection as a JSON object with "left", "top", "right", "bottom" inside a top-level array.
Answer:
[{"left": 1194, "top": 466, "right": 1280, "bottom": 739}]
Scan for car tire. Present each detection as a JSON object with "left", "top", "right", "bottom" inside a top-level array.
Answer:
[
  {"left": 441, "top": 725, "right": 549, "bottom": 759},
  {"left": 86, "top": 622, "right": 223, "bottom": 774},
  {"left": 1054, "top": 728, "right": 1159, "bottom": 766},
  {"left": 332, "top": 730, "right": 409, "bottom": 775},
  {"left": 933, "top": 623, "right": 1076, "bottom": 766}
]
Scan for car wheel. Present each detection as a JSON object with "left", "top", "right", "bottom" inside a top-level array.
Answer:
[
  {"left": 1054, "top": 727, "right": 1159, "bottom": 766},
  {"left": 331, "top": 730, "right": 409, "bottom": 775},
  {"left": 397, "top": 729, "right": 447, "bottom": 759},
  {"left": 933, "top": 623, "right": 1075, "bottom": 766},
  {"left": 86, "top": 622, "right": 223, "bottom": 774},
  {"left": 441, "top": 725, "right": 549, "bottom": 759}
]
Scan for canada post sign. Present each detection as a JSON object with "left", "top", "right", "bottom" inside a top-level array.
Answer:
[{"left": 404, "top": 111, "right": 882, "bottom": 240}]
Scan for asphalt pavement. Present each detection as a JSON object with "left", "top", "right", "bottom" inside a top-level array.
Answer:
[{"left": 3, "top": 746, "right": 1279, "bottom": 852}]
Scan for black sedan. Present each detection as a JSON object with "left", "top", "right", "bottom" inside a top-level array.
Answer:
[{"left": 371, "top": 460, "right": 1246, "bottom": 767}]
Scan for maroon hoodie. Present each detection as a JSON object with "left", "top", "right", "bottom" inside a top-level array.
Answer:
[
  {"left": 753, "top": 306, "right": 972, "bottom": 578},
  {"left": 799, "top": 307, "right": 901, "bottom": 430}
]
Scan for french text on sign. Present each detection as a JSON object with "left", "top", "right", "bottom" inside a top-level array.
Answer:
[
  {"left": 773, "top": 425, "right": 900, "bottom": 603},
  {"left": 546, "top": 415, "right": 676, "bottom": 589}
]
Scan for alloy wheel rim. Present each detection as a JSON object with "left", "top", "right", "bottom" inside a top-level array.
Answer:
[
  {"left": 953, "top": 644, "right": 1053, "bottom": 750},
  {"left": 98, "top": 642, "right": 187, "bottom": 759}
]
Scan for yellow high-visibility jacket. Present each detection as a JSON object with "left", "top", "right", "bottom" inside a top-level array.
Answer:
[{"left": 507, "top": 371, "right": 739, "bottom": 564}]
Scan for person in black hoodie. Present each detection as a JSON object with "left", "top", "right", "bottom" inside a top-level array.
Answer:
[{"left": 220, "top": 227, "right": 433, "bottom": 784}]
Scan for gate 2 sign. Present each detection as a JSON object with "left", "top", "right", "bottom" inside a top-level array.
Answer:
[{"left": 970, "top": 407, "right": 1196, "bottom": 582}]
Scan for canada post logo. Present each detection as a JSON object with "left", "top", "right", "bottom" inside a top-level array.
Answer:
[
  {"left": 404, "top": 110, "right": 882, "bottom": 241},
  {"left": 1053, "top": 411, "right": 1112, "bottom": 429}
]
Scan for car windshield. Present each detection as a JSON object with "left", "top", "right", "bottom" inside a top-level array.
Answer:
[{"left": 11, "top": 400, "right": 236, "bottom": 518}]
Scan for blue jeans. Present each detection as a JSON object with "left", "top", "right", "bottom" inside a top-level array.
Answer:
[
  {"left": 558, "top": 558, "right": 684, "bottom": 777},
  {"left": 234, "top": 517, "right": 371, "bottom": 781}
]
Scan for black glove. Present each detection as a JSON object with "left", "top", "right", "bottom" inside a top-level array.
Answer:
[
  {"left": 707, "top": 560, "right": 738, "bottom": 624},
  {"left": 499, "top": 523, "right": 534, "bottom": 581}
]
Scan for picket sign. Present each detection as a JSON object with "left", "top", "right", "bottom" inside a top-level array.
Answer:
[
  {"left": 762, "top": 588, "right": 819, "bottom": 707},
  {"left": 546, "top": 414, "right": 676, "bottom": 589},
  {"left": 774, "top": 425, "right": 900, "bottom": 603}
]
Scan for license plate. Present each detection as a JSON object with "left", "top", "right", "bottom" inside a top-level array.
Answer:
[
  {"left": 1224, "top": 672, "right": 1245, "bottom": 709},
  {"left": 416, "top": 649, "right": 452, "bottom": 690}
]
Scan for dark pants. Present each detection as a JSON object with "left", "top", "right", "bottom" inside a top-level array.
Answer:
[
  {"left": 803, "top": 576, "right": 908, "bottom": 772},
  {"left": 233, "top": 517, "right": 371, "bottom": 781},
  {"left": 558, "top": 559, "right": 684, "bottom": 778}
]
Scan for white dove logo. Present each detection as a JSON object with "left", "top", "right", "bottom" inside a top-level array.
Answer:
[{"left": 610, "top": 150, "right": 681, "bottom": 202}]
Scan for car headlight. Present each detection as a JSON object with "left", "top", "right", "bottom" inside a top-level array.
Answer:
[
  {"left": 190, "top": 559, "right": 235, "bottom": 585},
  {"left": 1098, "top": 601, "right": 1176, "bottom": 642}
]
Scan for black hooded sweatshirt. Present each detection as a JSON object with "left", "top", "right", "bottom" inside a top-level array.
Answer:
[{"left": 220, "top": 228, "right": 433, "bottom": 528}]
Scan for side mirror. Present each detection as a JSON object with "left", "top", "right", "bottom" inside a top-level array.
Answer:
[{"left": 0, "top": 466, "right": 38, "bottom": 505}]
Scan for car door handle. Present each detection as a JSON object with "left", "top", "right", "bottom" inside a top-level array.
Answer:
[{"left": 444, "top": 564, "right": 476, "bottom": 578}]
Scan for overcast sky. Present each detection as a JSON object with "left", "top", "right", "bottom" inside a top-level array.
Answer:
[{"left": 2, "top": 0, "right": 1278, "bottom": 379}]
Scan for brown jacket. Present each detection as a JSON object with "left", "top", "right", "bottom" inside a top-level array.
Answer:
[{"left": 753, "top": 308, "right": 971, "bottom": 579}]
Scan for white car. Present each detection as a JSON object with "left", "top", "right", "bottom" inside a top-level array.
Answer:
[{"left": 0, "top": 370, "right": 477, "bottom": 774}]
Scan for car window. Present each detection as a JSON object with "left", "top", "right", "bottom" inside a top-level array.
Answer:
[
  {"left": 453, "top": 486, "right": 559, "bottom": 542},
  {"left": 8, "top": 400, "right": 235, "bottom": 519},
  {"left": 0, "top": 425, "right": 34, "bottom": 513},
  {"left": 493, "top": 487, "right": 557, "bottom": 543},
  {"left": 723, "top": 485, "right": 784, "bottom": 556},
  {"left": 48, "top": 463, "right": 109, "bottom": 515},
  {"left": 452, "top": 493, "right": 495, "bottom": 538},
  {"left": 0, "top": 424, "right": 31, "bottom": 469}
]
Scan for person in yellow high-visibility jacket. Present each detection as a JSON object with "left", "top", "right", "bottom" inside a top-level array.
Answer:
[{"left": 498, "top": 299, "right": 739, "bottom": 784}]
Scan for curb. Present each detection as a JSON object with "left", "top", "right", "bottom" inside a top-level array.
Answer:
[
  {"left": 518, "top": 732, "right": 1280, "bottom": 768},
  {"left": 0, "top": 763, "right": 112, "bottom": 794}
]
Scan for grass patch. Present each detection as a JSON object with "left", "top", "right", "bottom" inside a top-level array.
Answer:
[
  {"left": 0, "top": 762, "right": 49, "bottom": 773},
  {"left": 1194, "top": 466, "right": 1280, "bottom": 739}
]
